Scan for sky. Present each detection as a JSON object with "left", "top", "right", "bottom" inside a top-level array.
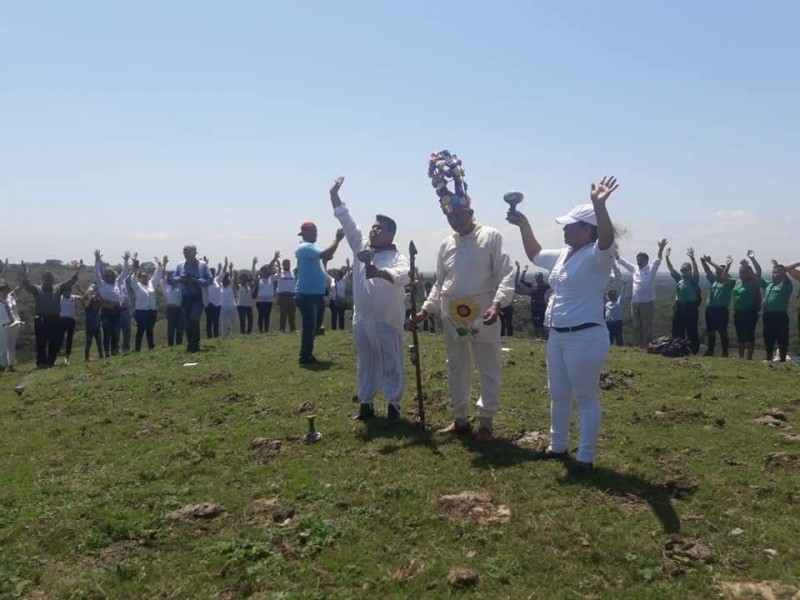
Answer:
[{"left": 2, "top": 1, "right": 798, "bottom": 272}]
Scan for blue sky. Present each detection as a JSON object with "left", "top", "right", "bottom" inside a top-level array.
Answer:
[{"left": 2, "top": 1, "right": 798, "bottom": 271}]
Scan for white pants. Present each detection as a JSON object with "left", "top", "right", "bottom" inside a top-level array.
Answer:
[
  {"left": 546, "top": 325, "right": 609, "bottom": 463},
  {"left": 220, "top": 308, "right": 237, "bottom": 337},
  {"left": 353, "top": 321, "right": 404, "bottom": 406},
  {"left": 0, "top": 323, "right": 20, "bottom": 367},
  {"left": 446, "top": 337, "right": 502, "bottom": 421}
]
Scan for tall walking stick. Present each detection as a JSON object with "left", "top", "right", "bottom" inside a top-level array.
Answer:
[{"left": 408, "top": 241, "right": 426, "bottom": 429}]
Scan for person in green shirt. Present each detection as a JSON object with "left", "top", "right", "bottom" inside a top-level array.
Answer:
[
  {"left": 700, "top": 254, "right": 735, "bottom": 357},
  {"left": 760, "top": 260, "right": 794, "bottom": 362},
  {"left": 789, "top": 262, "right": 800, "bottom": 351},
  {"left": 732, "top": 250, "right": 762, "bottom": 360},
  {"left": 666, "top": 246, "right": 700, "bottom": 354}
]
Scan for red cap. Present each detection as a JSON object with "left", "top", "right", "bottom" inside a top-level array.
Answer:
[{"left": 298, "top": 221, "right": 317, "bottom": 235}]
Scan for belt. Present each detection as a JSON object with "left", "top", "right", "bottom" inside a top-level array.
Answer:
[{"left": 552, "top": 322, "right": 600, "bottom": 333}]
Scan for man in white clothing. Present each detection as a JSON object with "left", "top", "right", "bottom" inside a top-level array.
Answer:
[
  {"left": 616, "top": 239, "right": 667, "bottom": 348},
  {"left": 410, "top": 160, "right": 514, "bottom": 441},
  {"left": 330, "top": 177, "right": 410, "bottom": 423}
]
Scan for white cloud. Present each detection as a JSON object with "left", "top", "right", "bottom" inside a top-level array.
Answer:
[{"left": 135, "top": 231, "right": 170, "bottom": 241}]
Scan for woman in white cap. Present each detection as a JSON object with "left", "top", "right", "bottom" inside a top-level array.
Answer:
[{"left": 507, "top": 176, "right": 618, "bottom": 475}]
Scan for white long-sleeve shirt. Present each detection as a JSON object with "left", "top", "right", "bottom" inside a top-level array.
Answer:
[
  {"left": 422, "top": 222, "right": 514, "bottom": 340},
  {"left": 616, "top": 255, "right": 661, "bottom": 303},
  {"left": 94, "top": 258, "right": 129, "bottom": 306},
  {"left": 334, "top": 203, "right": 410, "bottom": 330},
  {"left": 160, "top": 275, "right": 182, "bottom": 306},
  {"left": 131, "top": 267, "right": 162, "bottom": 311}
]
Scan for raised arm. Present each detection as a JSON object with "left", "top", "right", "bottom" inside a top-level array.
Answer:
[
  {"left": 747, "top": 250, "right": 761, "bottom": 279},
  {"left": 319, "top": 228, "right": 345, "bottom": 263},
  {"left": 506, "top": 210, "right": 542, "bottom": 261},
  {"left": 687, "top": 247, "right": 699, "bottom": 281},
  {"left": 665, "top": 247, "right": 677, "bottom": 277},
  {"left": 785, "top": 261, "right": 800, "bottom": 282},
  {"left": 589, "top": 175, "right": 618, "bottom": 251}
]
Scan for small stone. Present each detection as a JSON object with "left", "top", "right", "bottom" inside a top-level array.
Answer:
[
  {"left": 167, "top": 502, "right": 228, "bottom": 521},
  {"left": 763, "top": 549, "right": 778, "bottom": 559},
  {"left": 729, "top": 528, "right": 745, "bottom": 537}
]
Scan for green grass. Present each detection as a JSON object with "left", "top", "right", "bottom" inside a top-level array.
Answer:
[{"left": 1, "top": 330, "right": 800, "bottom": 599}]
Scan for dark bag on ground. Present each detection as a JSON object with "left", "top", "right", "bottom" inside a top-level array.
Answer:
[{"left": 647, "top": 336, "right": 692, "bottom": 357}]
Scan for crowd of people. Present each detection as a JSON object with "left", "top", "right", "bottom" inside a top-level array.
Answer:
[{"left": 2, "top": 161, "right": 800, "bottom": 477}]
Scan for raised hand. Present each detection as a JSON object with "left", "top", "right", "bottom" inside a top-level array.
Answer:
[
  {"left": 162, "top": 255, "right": 169, "bottom": 266},
  {"left": 154, "top": 256, "right": 162, "bottom": 267},
  {"left": 687, "top": 247, "right": 695, "bottom": 259},
  {"left": 273, "top": 250, "right": 280, "bottom": 260},
  {"left": 747, "top": 249, "right": 755, "bottom": 259},
  {"left": 590, "top": 176, "right": 619, "bottom": 205},
  {"left": 523, "top": 265, "right": 529, "bottom": 272},
  {"left": 725, "top": 256, "right": 733, "bottom": 266},
  {"left": 335, "top": 228, "right": 345, "bottom": 242},
  {"left": 506, "top": 209, "right": 528, "bottom": 228},
  {"left": 202, "top": 255, "right": 209, "bottom": 263},
  {"left": 252, "top": 256, "right": 258, "bottom": 265},
  {"left": 665, "top": 247, "right": 671, "bottom": 258},
  {"left": 122, "top": 250, "right": 131, "bottom": 261},
  {"left": 700, "top": 254, "right": 711, "bottom": 263},
  {"left": 94, "top": 249, "right": 102, "bottom": 261},
  {"left": 658, "top": 238, "right": 668, "bottom": 251},
  {"left": 330, "top": 176, "right": 345, "bottom": 195},
  {"left": 515, "top": 260, "right": 520, "bottom": 270}
]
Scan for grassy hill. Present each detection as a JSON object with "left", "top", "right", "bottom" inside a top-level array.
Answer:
[{"left": 2, "top": 330, "right": 799, "bottom": 599}]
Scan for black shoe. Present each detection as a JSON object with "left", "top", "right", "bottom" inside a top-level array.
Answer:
[
  {"left": 352, "top": 404, "right": 375, "bottom": 421},
  {"left": 541, "top": 448, "right": 569, "bottom": 460},
  {"left": 568, "top": 461, "right": 594, "bottom": 477},
  {"left": 387, "top": 404, "right": 401, "bottom": 424},
  {"left": 315, "top": 327, "right": 326, "bottom": 336},
  {"left": 299, "top": 356, "right": 320, "bottom": 365}
]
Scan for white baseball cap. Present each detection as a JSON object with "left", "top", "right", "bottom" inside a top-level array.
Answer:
[{"left": 554, "top": 203, "right": 597, "bottom": 226}]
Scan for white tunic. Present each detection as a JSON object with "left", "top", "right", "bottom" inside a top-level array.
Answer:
[{"left": 334, "top": 204, "right": 410, "bottom": 330}]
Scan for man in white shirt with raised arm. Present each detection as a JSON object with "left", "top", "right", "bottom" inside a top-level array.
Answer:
[
  {"left": 330, "top": 176, "right": 410, "bottom": 423},
  {"left": 616, "top": 238, "right": 667, "bottom": 349}
]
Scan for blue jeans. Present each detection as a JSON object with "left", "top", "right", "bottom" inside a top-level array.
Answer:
[
  {"left": 166, "top": 305, "right": 185, "bottom": 346},
  {"left": 296, "top": 294, "right": 324, "bottom": 362},
  {"left": 182, "top": 296, "right": 205, "bottom": 352}
]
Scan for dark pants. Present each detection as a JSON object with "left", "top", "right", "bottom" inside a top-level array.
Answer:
[
  {"left": 316, "top": 298, "right": 326, "bottom": 334},
  {"left": 166, "top": 305, "right": 185, "bottom": 346},
  {"left": 135, "top": 309, "right": 157, "bottom": 351},
  {"left": 672, "top": 303, "right": 699, "bottom": 354},
  {"left": 205, "top": 304, "right": 221, "bottom": 338},
  {"left": 238, "top": 305, "right": 253, "bottom": 334},
  {"left": 182, "top": 296, "right": 204, "bottom": 352},
  {"left": 84, "top": 316, "right": 103, "bottom": 360},
  {"left": 100, "top": 307, "right": 122, "bottom": 356},
  {"left": 120, "top": 309, "right": 131, "bottom": 352},
  {"left": 329, "top": 299, "right": 346, "bottom": 330},
  {"left": 296, "top": 294, "right": 324, "bottom": 362},
  {"left": 734, "top": 308, "right": 759, "bottom": 343},
  {"left": 705, "top": 306, "right": 730, "bottom": 356},
  {"left": 256, "top": 301, "right": 273, "bottom": 332},
  {"left": 423, "top": 314, "right": 436, "bottom": 332},
  {"left": 500, "top": 305, "right": 514, "bottom": 337},
  {"left": 35, "top": 315, "right": 61, "bottom": 367},
  {"left": 59, "top": 316, "right": 76, "bottom": 358},
  {"left": 607, "top": 320, "right": 623, "bottom": 346},
  {"left": 763, "top": 312, "right": 789, "bottom": 361}
]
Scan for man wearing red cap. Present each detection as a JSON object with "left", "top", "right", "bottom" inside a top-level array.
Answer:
[{"left": 295, "top": 221, "right": 344, "bottom": 365}]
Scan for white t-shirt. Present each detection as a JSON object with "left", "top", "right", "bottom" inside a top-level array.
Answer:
[
  {"left": 276, "top": 271, "right": 295, "bottom": 294},
  {"left": 256, "top": 276, "right": 276, "bottom": 302},
  {"left": 237, "top": 283, "right": 254, "bottom": 307},
  {"left": 617, "top": 256, "right": 661, "bottom": 303},
  {"left": 533, "top": 241, "right": 617, "bottom": 328},
  {"left": 220, "top": 284, "right": 237, "bottom": 310}
]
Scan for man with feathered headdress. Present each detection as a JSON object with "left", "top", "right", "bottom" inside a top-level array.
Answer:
[{"left": 410, "top": 151, "right": 515, "bottom": 441}]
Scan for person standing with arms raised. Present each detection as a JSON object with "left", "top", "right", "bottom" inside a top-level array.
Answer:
[
  {"left": 295, "top": 222, "right": 344, "bottom": 365},
  {"left": 329, "top": 176, "right": 410, "bottom": 422},
  {"left": 169, "top": 244, "right": 212, "bottom": 353},
  {"left": 507, "top": 176, "right": 619, "bottom": 475},
  {"left": 615, "top": 240, "right": 666, "bottom": 349}
]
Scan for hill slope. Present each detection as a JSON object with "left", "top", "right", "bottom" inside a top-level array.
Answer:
[{"left": 1, "top": 332, "right": 799, "bottom": 599}]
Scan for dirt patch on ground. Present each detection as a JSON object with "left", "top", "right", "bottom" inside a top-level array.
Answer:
[
  {"left": 779, "top": 433, "right": 800, "bottom": 442},
  {"left": 250, "top": 438, "right": 282, "bottom": 462},
  {"left": 599, "top": 369, "right": 635, "bottom": 391},
  {"left": 95, "top": 539, "right": 150, "bottom": 568},
  {"left": 601, "top": 490, "right": 649, "bottom": 515},
  {"left": 764, "top": 452, "right": 800, "bottom": 469},
  {"left": 244, "top": 498, "right": 295, "bottom": 527},
  {"left": 295, "top": 401, "right": 316, "bottom": 413},
  {"left": 393, "top": 558, "right": 427, "bottom": 583},
  {"left": 190, "top": 370, "right": 233, "bottom": 387},
  {"left": 221, "top": 392, "right": 253, "bottom": 404},
  {"left": 752, "top": 416, "right": 791, "bottom": 429},
  {"left": 511, "top": 430, "right": 549, "bottom": 447},
  {"left": 438, "top": 491, "right": 511, "bottom": 526},
  {"left": 649, "top": 406, "right": 710, "bottom": 423},
  {"left": 446, "top": 567, "right": 478, "bottom": 588},
  {"left": 662, "top": 535, "right": 714, "bottom": 577},
  {"left": 658, "top": 458, "right": 689, "bottom": 473},
  {"left": 167, "top": 502, "right": 228, "bottom": 521},
  {"left": 719, "top": 580, "right": 800, "bottom": 599},
  {"left": 663, "top": 476, "right": 699, "bottom": 500}
]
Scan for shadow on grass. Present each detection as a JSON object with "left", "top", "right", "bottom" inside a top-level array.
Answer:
[
  {"left": 557, "top": 465, "right": 683, "bottom": 534},
  {"left": 460, "top": 437, "right": 682, "bottom": 533},
  {"left": 298, "top": 360, "right": 334, "bottom": 371},
  {"left": 355, "top": 418, "right": 443, "bottom": 455}
]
